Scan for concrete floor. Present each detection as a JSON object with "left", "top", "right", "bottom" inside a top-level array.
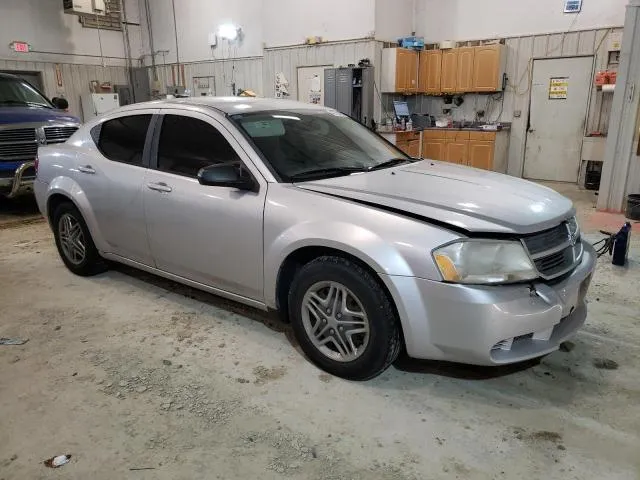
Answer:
[{"left": 1, "top": 185, "right": 639, "bottom": 479}]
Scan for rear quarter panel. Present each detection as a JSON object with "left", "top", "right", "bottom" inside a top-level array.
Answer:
[{"left": 36, "top": 138, "right": 109, "bottom": 252}]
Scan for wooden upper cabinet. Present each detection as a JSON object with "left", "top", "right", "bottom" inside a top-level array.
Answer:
[
  {"left": 400, "top": 48, "right": 419, "bottom": 93},
  {"left": 382, "top": 48, "right": 418, "bottom": 93},
  {"left": 473, "top": 45, "right": 505, "bottom": 92},
  {"left": 441, "top": 49, "right": 458, "bottom": 93},
  {"left": 418, "top": 50, "right": 442, "bottom": 94},
  {"left": 469, "top": 141, "right": 495, "bottom": 170},
  {"left": 456, "top": 47, "right": 475, "bottom": 93}
]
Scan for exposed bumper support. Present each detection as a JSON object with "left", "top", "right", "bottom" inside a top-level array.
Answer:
[{"left": 0, "top": 162, "right": 35, "bottom": 198}]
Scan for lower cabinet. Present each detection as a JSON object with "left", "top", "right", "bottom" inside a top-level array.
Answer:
[
  {"left": 423, "top": 139, "right": 446, "bottom": 160},
  {"left": 468, "top": 141, "right": 495, "bottom": 170},
  {"left": 445, "top": 140, "right": 469, "bottom": 165},
  {"left": 422, "top": 130, "right": 504, "bottom": 171}
]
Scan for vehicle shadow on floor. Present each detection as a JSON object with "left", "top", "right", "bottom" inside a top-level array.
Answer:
[
  {"left": 101, "top": 263, "right": 607, "bottom": 408},
  {"left": 108, "top": 262, "right": 290, "bottom": 335},
  {"left": 0, "top": 196, "right": 42, "bottom": 228},
  {"left": 392, "top": 353, "right": 542, "bottom": 380}
]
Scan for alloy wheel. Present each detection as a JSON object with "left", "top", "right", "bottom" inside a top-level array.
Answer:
[{"left": 58, "top": 213, "right": 86, "bottom": 265}]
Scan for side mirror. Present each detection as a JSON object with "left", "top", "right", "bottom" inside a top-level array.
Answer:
[
  {"left": 197, "top": 162, "right": 257, "bottom": 191},
  {"left": 51, "top": 97, "right": 69, "bottom": 110}
]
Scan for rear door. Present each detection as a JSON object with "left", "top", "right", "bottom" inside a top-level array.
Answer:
[
  {"left": 143, "top": 110, "right": 266, "bottom": 301},
  {"left": 76, "top": 110, "right": 156, "bottom": 265}
]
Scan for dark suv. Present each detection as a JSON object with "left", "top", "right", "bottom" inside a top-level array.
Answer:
[{"left": 0, "top": 73, "right": 80, "bottom": 197}]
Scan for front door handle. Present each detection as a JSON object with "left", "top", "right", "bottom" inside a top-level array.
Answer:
[
  {"left": 78, "top": 165, "right": 96, "bottom": 174},
  {"left": 147, "top": 182, "right": 172, "bottom": 193}
]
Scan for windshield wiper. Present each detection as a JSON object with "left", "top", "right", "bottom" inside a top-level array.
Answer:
[
  {"left": 289, "top": 166, "right": 367, "bottom": 181},
  {"left": 368, "top": 157, "right": 415, "bottom": 171}
]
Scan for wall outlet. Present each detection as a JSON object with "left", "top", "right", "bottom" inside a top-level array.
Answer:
[{"left": 514, "top": 110, "right": 522, "bottom": 118}]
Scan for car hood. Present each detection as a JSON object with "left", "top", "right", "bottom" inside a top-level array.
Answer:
[
  {"left": 296, "top": 160, "right": 574, "bottom": 235},
  {"left": 0, "top": 106, "right": 79, "bottom": 126}
]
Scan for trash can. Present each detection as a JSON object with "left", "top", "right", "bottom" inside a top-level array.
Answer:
[{"left": 626, "top": 194, "right": 640, "bottom": 220}]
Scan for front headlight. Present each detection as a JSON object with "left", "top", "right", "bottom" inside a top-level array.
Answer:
[{"left": 432, "top": 240, "right": 538, "bottom": 284}]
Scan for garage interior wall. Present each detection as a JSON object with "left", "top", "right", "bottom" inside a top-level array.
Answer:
[
  {"left": 0, "top": 59, "right": 129, "bottom": 121},
  {"left": 417, "top": 0, "right": 628, "bottom": 41},
  {"left": 0, "top": 0, "right": 144, "bottom": 120},
  {"left": 405, "top": 28, "right": 622, "bottom": 176}
]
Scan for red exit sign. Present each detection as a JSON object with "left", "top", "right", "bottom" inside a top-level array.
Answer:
[{"left": 10, "top": 41, "right": 30, "bottom": 53}]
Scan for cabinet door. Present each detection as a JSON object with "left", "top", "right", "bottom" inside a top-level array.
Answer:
[
  {"left": 396, "top": 140, "right": 410, "bottom": 156},
  {"left": 418, "top": 52, "right": 429, "bottom": 93},
  {"left": 422, "top": 50, "right": 442, "bottom": 94},
  {"left": 445, "top": 140, "right": 469, "bottom": 165},
  {"left": 407, "top": 140, "right": 420, "bottom": 158},
  {"left": 423, "top": 139, "right": 446, "bottom": 160},
  {"left": 404, "top": 49, "right": 419, "bottom": 93},
  {"left": 396, "top": 49, "right": 417, "bottom": 93},
  {"left": 469, "top": 141, "right": 494, "bottom": 170},
  {"left": 473, "top": 45, "right": 502, "bottom": 92},
  {"left": 456, "top": 47, "right": 475, "bottom": 93},
  {"left": 441, "top": 50, "right": 458, "bottom": 93}
]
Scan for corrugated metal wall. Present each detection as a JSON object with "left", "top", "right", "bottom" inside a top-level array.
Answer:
[
  {"left": 404, "top": 28, "right": 622, "bottom": 176},
  {"left": 0, "top": 59, "right": 129, "bottom": 121},
  {"left": 149, "top": 57, "right": 264, "bottom": 97},
  {"left": 262, "top": 40, "right": 377, "bottom": 99}
]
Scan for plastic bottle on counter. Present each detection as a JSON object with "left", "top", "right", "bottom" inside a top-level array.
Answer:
[{"left": 406, "top": 118, "right": 413, "bottom": 131}]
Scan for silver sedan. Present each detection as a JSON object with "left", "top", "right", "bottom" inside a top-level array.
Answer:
[{"left": 34, "top": 97, "right": 596, "bottom": 380}]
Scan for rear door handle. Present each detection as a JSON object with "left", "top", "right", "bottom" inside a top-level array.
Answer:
[
  {"left": 147, "top": 182, "right": 172, "bottom": 193},
  {"left": 78, "top": 165, "right": 95, "bottom": 174}
]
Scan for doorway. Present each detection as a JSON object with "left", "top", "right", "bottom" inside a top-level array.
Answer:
[
  {"left": 1, "top": 70, "right": 44, "bottom": 92},
  {"left": 523, "top": 56, "right": 594, "bottom": 182}
]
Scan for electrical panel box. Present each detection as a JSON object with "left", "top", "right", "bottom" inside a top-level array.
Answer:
[
  {"left": 63, "top": 0, "right": 106, "bottom": 16},
  {"left": 564, "top": 0, "right": 582, "bottom": 13},
  {"left": 81, "top": 93, "right": 119, "bottom": 121}
]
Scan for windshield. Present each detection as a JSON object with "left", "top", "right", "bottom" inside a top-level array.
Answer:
[
  {"left": 0, "top": 76, "right": 52, "bottom": 108},
  {"left": 231, "top": 109, "right": 411, "bottom": 181}
]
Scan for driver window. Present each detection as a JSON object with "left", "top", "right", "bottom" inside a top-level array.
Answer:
[{"left": 157, "top": 115, "right": 241, "bottom": 178}]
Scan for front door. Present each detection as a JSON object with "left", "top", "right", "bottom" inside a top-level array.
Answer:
[
  {"left": 144, "top": 111, "right": 265, "bottom": 302},
  {"left": 75, "top": 111, "right": 155, "bottom": 265},
  {"left": 524, "top": 56, "right": 593, "bottom": 182}
]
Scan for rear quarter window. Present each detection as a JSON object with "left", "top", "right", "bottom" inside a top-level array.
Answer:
[{"left": 92, "top": 115, "right": 152, "bottom": 166}]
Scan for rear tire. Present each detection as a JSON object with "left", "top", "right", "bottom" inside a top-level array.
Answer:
[
  {"left": 288, "top": 256, "right": 401, "bottom": 381},
  {"left": 52, "top": 202, "right": 106, "bottom": 276}
]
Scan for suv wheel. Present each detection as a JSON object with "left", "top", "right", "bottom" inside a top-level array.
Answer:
[
  {"left": 52, "top": 202, "right": 106, "bottom": 276},
  {"left": 288, "top": 256, "right": 401, "bottom": 380}
]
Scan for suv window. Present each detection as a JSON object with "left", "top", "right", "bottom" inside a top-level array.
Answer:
[
  {"left": 96, "top": 115, "right": 152, "bottom": 166},
  {"left": 157, "top": 115, "right": 241, "bottom": 178}
]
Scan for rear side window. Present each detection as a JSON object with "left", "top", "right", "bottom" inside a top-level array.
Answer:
[
  {"left": 157, "top": 115, "right": 241, "bottom": 178},
  {"left": 96, "top": 114, "right": 152, "bottom": 166}
]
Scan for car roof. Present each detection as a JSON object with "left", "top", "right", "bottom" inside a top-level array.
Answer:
[{"left": 113, "top": 96, "right": 331, "bottom": 115}]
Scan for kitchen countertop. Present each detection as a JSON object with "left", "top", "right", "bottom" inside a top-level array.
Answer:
[{"left": 378, "top": 123, "right": 511, "bottom": 134}]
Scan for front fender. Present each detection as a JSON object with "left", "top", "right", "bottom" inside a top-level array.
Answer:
[
  {"left": 263, "top": 220, "right": 416, "bottom": 308},
  {"left": 46, "top": 176, "right": 108, "bottom": 252}
]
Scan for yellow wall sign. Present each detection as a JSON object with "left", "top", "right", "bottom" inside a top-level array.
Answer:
[{"left": 549, "top": 77, "right": 569, "bottom": 100}]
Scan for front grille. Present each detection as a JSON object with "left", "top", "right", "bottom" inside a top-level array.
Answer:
[
  {"left": 0, "top": 142, "right": 38, "bottom": 160},
  {"left": 522, "top": 223, "right": 569, "bottom": 255},
  {"left": 44, "top": 126, "right": 78, "bottom": 143},
  {"left": 0, "top": 128, "right": 36, "bottom": 143},
  {"left": 522, "top": 221, "right": 581, "bottom": 279}
]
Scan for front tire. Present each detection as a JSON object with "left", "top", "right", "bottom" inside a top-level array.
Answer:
[
  {"left": 288, "top": 256, "right": 401, "bottom": 380},
  {"left": 52, "top": 202, "right": 106, "bottom": 276}
]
